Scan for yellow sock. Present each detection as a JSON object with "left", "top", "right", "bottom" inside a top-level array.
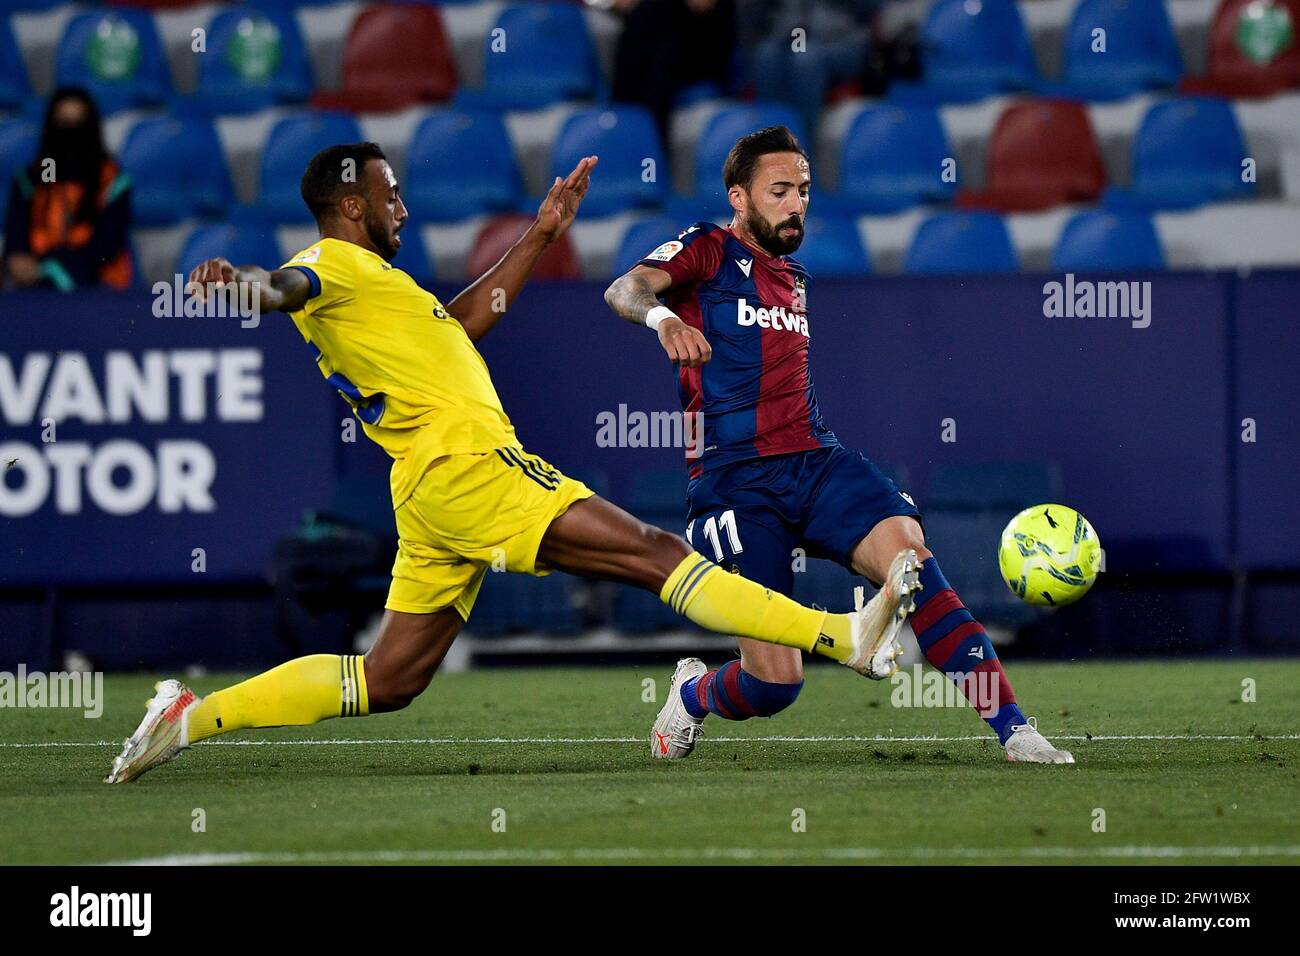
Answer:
[
  {"left": 659, "top": 553, "right": 853, "bottom": 661},
  {"left": 187, "top": 654, "right": 369, "bottom": 743}
]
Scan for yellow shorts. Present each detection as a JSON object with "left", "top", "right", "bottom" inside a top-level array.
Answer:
[{"left": 386, "top": 446, "right": 594, "bottom": 620}]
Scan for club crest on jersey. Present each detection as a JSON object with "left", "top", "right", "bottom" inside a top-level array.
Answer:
[
  {"left": 645, "top": 240, "right": 683, "bottom": 262},
  {"left": 736, "top": 298, "right": 809, "bottom": 337}
]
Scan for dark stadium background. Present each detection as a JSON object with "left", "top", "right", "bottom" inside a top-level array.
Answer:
[{"left": 2, "top": 0, "right": 1298, "bottom": 672}]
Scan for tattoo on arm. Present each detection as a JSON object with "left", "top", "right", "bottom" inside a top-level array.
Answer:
[{"left": 605, "top": 269, "right": 672, "bottom": 325}]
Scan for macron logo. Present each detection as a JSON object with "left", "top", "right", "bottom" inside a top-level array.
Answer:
[
  {"left": 736, "top": 298, "right": 809, "bottom": 337},
  {"left": 736, "top": 258, "right": 753, "bottom": 277}
]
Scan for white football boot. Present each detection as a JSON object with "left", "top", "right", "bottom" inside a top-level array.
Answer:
[
  {"left": 839, "top": 548, "right": 922, "bottom": 679},
  {"left": 1004, "top": 716, "right": 1076, "bottom": 764},
  {"left": 650, "top": 658, "right": 708, "bottom": 759},
  {"left": 104, "top": 679, "right": 198, "bottom": 783}
]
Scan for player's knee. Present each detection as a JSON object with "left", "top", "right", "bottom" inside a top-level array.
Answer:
[{"left": 742, "top": 673, "right": 804, "bottom": 717}]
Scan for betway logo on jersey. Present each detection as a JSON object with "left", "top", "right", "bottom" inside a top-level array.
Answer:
[{"left": 736, "top": 298, "right": 809, "bottom": 337}]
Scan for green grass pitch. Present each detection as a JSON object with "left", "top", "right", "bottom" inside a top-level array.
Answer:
[{"left": 2, "top": 659, "right": 1298, "bottom": 865}]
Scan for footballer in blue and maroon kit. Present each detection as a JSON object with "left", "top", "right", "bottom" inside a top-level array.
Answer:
[{"left": 606, "top": 126, "right": 1075, "bottom": 764}]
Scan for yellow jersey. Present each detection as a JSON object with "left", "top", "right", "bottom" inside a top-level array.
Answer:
[{"left": 281, "top": 237, "right": 517, "bottom": 507}]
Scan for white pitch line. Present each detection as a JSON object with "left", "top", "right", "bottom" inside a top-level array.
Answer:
[
  {"left": 98, "top": 844, "right": 1300, "bottom": 866},
  {"left": 7, "top": 733, "right": 1300, "bottom": 749}
]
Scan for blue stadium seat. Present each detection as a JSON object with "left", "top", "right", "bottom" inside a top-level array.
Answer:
[
  {"left": 257, "top": 112, "right": 363, "bottom": 223},
  {"left": 688, "top": 103, "right": 808, "bottom": 217},
  {"left": 405, "top": 111, "right": 522, "bottom": 222},
  {"left": 0, "top": 117, "right": 38, "bottom": 228},
  {"left": 55, "top": 10, "right": 171, "bottom": 115},
  {"left": 455, "top": 3, "right": 602, "bottom": 111},
  {"left": 551, "top": 107, "right": 665, "bottom": 216},
  {"left": 188, "top": 5, "right": 313, "bottom": 114},
  {"left": 177, "top": 223, "right": 283, "bottom": 277},
  {"left": 837, "top": 106, "right": 956, "bottom": 212},
  {"left": 904, "top": 0, "right": 1039, "bottom": 102},
  {"left": 791, "top": 215, "right": 870, "bottom": 277},
  {"left": 119, "top": 117, "right": 233, "bottom": 226},
  {"left": 1052, "top": 211, "right": 1165, "bottom": 271},
  {"left": 1104, "top": 98, "right": 1254, "bottom": 210},
  {"left": 1059, "top": 0, "right": 1182, "bottom": 100},
  {"left": 612, "top": 216, "right": 688, "bottom": 276},
  {"left": 904, "top": 212, "right": 1017, "bottom": 274},
  {"left": 0, "top": 17, "right": 30, "bottom": 110}
]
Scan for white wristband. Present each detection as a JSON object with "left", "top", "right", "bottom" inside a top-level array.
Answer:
[{"left": 645, "top": 305, "right": 677, "bottom": 331}]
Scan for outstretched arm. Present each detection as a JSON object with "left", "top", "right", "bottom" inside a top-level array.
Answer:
[
  {"left": 447, "top": 156, "right": 597, "bottom": 342},
  {"left": 188, "top": 258, "right": 311, "bottom": 314},
  {"left": 605, "top": 265, "right": 712, "bottom": 368}
]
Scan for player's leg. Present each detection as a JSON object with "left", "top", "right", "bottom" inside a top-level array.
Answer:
[
  {"left": 536, "top": 494, "right": 873, "bottom": 669},
  {"left": 106, "top": 472, "right": 484, "bottom": 783},
  {"left": 850, "top": 513, "right": 1074, "bottom": 764}
]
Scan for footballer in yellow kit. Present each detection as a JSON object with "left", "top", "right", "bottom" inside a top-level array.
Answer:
[
  {"left": 279, "top": 235, "right": 593, "bottom": 621},
  {"left": 104, "top": 142, "right": 920, "bottom": 784}
]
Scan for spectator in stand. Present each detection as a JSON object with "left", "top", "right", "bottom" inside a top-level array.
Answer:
[
  {"left": 3, "top": 88, "right": 132, "bottom": 292},
  {"left": 739, "top": 0, "right": 883, "bottom": 134},
  {"left": 604, "top": 0, "right": 738, "bottom": 146}
]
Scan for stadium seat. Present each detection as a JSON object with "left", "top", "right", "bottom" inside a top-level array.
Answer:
[
  {"left": 956, "top": 99, "right": 1105, "bottom": 212},
  {"left": 550, "top": 108, "right": 666, "bottom": 216},
  {"left": 1058, "top": 0, "right": 1183, "bottom": 100},
  {"left": 257, "top": 112, "right": 363, "bottom": 223},
  {"left": 686, "top": 103, "right": 808, "bottom": 218},
  {"left": 404, "top": 111, "right": 522, "bottom": 222},
  {"left": 836, "top": 106, "right": 957, "bottom": 212},
  {"left": 467, "top": 214, "right": 580, "bottom": 280},
  {"left": 0, "top": 117, "right": 38, "bottom": 228},
  {"left": 188, "top": 6, "right": 313, "bottom": 114},
  {"left": 55, "top": 10, "right": 171, "bottom": 115},
  {"left": 613, "top": 216, "right": 687, "bottom": 276},
  {"left": 901, "top": 0, "right": 1039, "bottom": 102},
  {"left": 455, "top": 3, "right": 602, "bottom": 111},
  {"left": 176, "top": 223, "right": 283, "bottom": 277},
  {"left": 1052, "top": 211, "right": 1165, "bottom": 271},
  {"left": 1103, "top": 97, "right": 1254, "bottom": 210},
  {"left": 0, "top": 17, "right": 30, "bottom": 111},
  {"left": 313, "top": 4, "right": 456, "bottom": 113},
  {"left": 1182, "top": 0, "right": 1300, "bottom": 97},
  {"left": 904, "top": 212, "right": 1018, "bottom": 274},
  {"left": 119, "top": 118, "right": 233, "bottom": 226},
  {"left": 791, "top": 215, "right": 871, "bottom": 277}
]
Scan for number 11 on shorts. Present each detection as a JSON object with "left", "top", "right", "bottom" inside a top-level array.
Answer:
[{"left": 688, "top": 509, "right": 744, "bottom": 562}]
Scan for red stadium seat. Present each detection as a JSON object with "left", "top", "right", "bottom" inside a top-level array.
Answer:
[
  {"left": 467, "top": 215, "right": 580, "bottom": 281},
  {"left": 1182, "top": 0, "right": 1300, "bottom": 97},
  {"left": 956, "top": 99, "right": 1105, "bottom": 213},
  {"left": 313, "top": 4, "right": 456, "bottom": 113},
  {"left": 107, "top": 1, "right": 205, "bottom": 7}
]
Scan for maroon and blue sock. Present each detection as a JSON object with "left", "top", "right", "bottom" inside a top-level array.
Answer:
[
  {"left": 910, "top": 558, "right": 1026, "bottom": 744},
  {"left": 681, "top": 660, "right": 803, "bottom": 720}
]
